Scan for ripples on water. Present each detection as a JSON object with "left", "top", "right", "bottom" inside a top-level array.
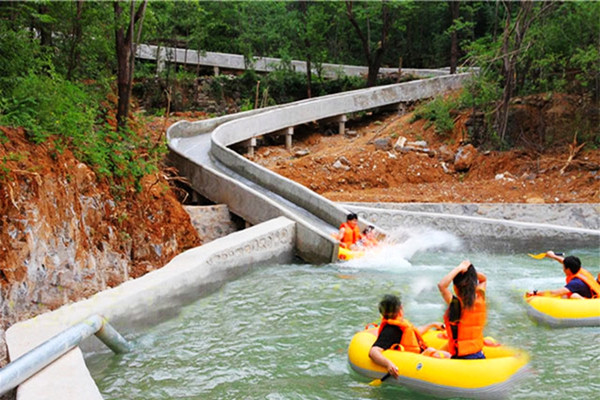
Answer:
[{"left": 87, "top": 228, "right": 599, "bottom": 399}]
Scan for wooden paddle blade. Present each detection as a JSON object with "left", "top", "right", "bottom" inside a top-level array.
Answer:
[{"left": 527, "top": 253, "right": 547, "bottom": 260}]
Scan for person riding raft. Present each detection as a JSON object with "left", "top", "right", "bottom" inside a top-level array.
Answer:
[
  {"left": 438, "top": 260, "right": 488, "bottom": 359},
  {"left": 526, "top": 251, "right": 600, "bottom": 299},
  {"left": 369, "top": 294, "right": 447, "bottom": 379},
  {"left": 336, "top": 213, "right": 362, "bottom": 249}
]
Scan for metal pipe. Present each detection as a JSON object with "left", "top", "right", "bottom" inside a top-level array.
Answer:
[
  {"left": 0, "top": 314, "right": 131, "bottom": 395},
  {"left": 95, "top": 317, "right": 132, "bottom": 354}
]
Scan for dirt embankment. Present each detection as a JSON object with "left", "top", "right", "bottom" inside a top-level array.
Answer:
[
  {"left": 0, "top": 123, "right": 201, "bottom": 366},
  {"left": 251, "top": 94, "right": 600, "bottom": 203}
]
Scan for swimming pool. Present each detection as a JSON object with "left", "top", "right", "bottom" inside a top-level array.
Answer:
[{"left": 87, "top": 235, "right": 599, "bottom": 400}]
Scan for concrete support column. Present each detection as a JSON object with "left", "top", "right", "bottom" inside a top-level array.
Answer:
[
  {"left": 285, "top": 127, "right": 294, "bottom": 151},
  {"left": 156, "top": 47, "right": 166, "bottom": 74},
  {"left": 338, "top": 114, "right": 347, "bottom": 135},
  {"left": 214, "top": 66, "right": 220, "bottom": 76},
  {"left": 247, "top": 137, "right": 257, "bottom": 157}
]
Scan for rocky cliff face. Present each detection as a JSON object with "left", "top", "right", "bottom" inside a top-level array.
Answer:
[{"left": 0, "top": 127, "right": 201, "bottom": 366}]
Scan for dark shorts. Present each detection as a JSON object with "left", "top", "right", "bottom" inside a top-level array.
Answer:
[{"left": 452, "top": 350, "right": 486, "bottom": 360}]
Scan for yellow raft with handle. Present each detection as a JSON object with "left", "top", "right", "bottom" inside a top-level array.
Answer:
[
  {"left": 348, "top": 327, "right": 530, "bottom": 399},
  {"left": 524, "top": 294, "right": 600, "bottom": 328},
  {"left": 337, "top": 246, "right": 365, "bottom": 261}
]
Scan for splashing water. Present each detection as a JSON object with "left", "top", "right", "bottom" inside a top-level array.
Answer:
[{"left": 341, "top": 226, "right": 462, "bottom": 271}]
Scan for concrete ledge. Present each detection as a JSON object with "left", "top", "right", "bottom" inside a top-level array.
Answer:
[
  {"left": 6, "top": 217, "right": 296, "bottom": 400},
  {"left": 342, "top": 202, "right": 600, "bottom": 231},
  {"left": 346, "top": 204, "right": 600, "bottom": 252}
]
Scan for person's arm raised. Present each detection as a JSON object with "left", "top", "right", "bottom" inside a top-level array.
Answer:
[
  {"left": 545, "top": 251, "right": 565, "bottom": 263},
  {"left": 438, "top": 260, "right": 471, "bottom": 305},
  {"left": 476, "top": 271, "right": 487, "bottom": 291}
]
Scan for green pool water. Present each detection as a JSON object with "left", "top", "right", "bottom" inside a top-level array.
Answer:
[{"left": 87, "top": 245, "right": 599, "bottom": 399}]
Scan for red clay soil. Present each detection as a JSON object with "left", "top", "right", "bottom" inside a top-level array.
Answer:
[
  {"left": 250, "top": 102, "right": 600, "bottom": 204},
  {"left": 0, "top": 124, "right": 200, "bottom": 297}
]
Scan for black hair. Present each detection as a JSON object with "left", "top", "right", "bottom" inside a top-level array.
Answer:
[
  {"left": 563, "top": 256, "right": 581, "bottom": 274},
  {"left": 347, "top": 213, "right": 358, "bottom": 221},
  {"left": 453, "top": 264, "right": 478, "bottom": 309},
  {"left": 363, "top": 225, "right": 375, "bottom": 234},
  {"left": 378, "top": 294, "right": 401, "bottom": 319}
]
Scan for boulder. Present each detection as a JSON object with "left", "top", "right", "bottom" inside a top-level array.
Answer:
[
  {"left": 373, "top": 137, "right": 392, "bottom": 150},
  {"left": 454, "top": 144, "right": 477, "bottom": 172},
  {"left": 437, "top": 145, "right": 455, "bottom": 163}
]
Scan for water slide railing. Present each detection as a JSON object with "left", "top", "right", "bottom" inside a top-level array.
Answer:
[{"left": 0, "top": 315, "right": 130, "bottom": 396}]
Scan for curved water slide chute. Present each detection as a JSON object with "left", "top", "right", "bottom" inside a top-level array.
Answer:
[{"left": 167, "top": 74, "right": 471, "bottom": 263}]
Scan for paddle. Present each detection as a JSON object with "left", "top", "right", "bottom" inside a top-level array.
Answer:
[
  {"left": 369, "top": 373, "right": 391, "bottom": 386},
  {"left": 527, "top": 252, "right": 563, "bottom": 260}
]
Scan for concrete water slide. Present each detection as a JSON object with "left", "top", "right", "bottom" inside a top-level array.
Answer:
[
  {"left": 167, "top": 74, "right": 471, "bottom": 263},
  {"left": 136, "top": 44, "right": 451, "bottom": 78}
]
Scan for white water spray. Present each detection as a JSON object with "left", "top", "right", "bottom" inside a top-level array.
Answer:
[{"left": 340, "top": 226, "right": 463, "bottom": 271}]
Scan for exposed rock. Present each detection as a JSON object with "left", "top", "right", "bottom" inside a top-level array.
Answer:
[
  {"left": 294, "top": 149, "right": 310, "bottom": 157},
  {"left": 337, "top": 156, "right": 351, "bottom": 166},
  {"left": 454, "top": 144, "right": 477, "bottom": 172},
  {"left": 393, "top": 136, "right": 407, "bottom": 150},
  {"left": 333, "top": 160, "right": 350, "bottom": 171},
  {"left": 437, "top": 145, "right": 455, "bottom": 163},
  {"left": 407, "top": 140, "right": 428, "bottom": 148},
  {"left": 373, "top": 138, "right": 392, "bottom": 150}
]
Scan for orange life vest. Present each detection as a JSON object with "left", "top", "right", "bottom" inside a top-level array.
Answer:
[
  {"left": 339, "top": 222, "right": 361, "bottom": 248},
  {"left": 377, "top": 318, "right": 428, "bottom": 353},
  {"left": 361, "top": 237, "right": 379, "bottom": 248},
  {"left": 566, "top": 268, "right": 600, "bottom": 298},
  {"left": 443, "top": 290, "right": 486, "bottom": 357}
]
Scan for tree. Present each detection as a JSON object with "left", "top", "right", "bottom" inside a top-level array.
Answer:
[
  {"left": 345, "top": 1, "right": 393, "bottom": 87},
  {"left": 114, "top": 0, "right": 147, "bottom": 131},
  {"left": 496, "top": 0, "right": 554, "bottom": 141},
  {"left": 449, "top": 1, "right": 460, "bottom": 74}
]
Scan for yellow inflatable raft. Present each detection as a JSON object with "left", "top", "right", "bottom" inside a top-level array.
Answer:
[
  {"left": 348, "top": 327, "right": 529, "bottom": 399},
  {"left": 337, "top": 246, "right": 365, "bottom": 261},
  {"left": 524, "top": 294, "right": 600, "bottom": 328}
]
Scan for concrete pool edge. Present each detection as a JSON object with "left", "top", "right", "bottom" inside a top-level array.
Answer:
[
  {"left": 342, "top": 203, "right": 600, "bottom": 252},
  {"left": 5, "top": 217, "right": 296, "bottom": 400}
]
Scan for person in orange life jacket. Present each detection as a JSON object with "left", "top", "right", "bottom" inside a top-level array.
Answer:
[
  {"left": 438, "top": 260, "right": 487, "bottom": 360},
  {"left": 336, "top": 213, "right": 362, "bottom": 249},
  {"left": 526, "top": 251, "right": 600, "bottom": 299},
  {"left": 356, "top": 225, "right": 378, "bottom": 249},
  {"left": 369, "top": 294, "right": 446, "bottom": 379}
]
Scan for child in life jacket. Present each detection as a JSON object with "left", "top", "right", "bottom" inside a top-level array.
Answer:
[
  {"left": 369, "top": 294, "right": 449, "bottom": 379},
  {"left": 355, "top": 225, "right": 379, "bottom": 250},
  {"left": 438, "top": 260, "right": 487, "bottom": 359},
  {"left": 526, "top": 251, "right": 600, "bottom": 299}
]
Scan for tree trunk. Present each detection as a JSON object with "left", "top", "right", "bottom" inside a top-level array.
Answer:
[
  {"left": 66, "top": 0, "right": 84, "bottom": 81},
  {"left": 449, "top": 1, "right": 460, "bottom": 74},
  {"left": 346, "top": 1, "right": 391, "bottom": 87},
  {"left": 114, "top": 0, "right": 147, "bottom": 132},
  {"left": 300, "top": 1, "right": 312, "bottom": 98},
  {"left": 38, "top": 4, "right": 52, "bottom": 47},
  {"left": 496, "top": 0, "right": 549, "bottom": 141}
]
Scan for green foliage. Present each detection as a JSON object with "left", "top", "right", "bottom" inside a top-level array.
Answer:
[
  {"left": 0, "top": 72, "right": 96, "bottom": 144},
  {"left": 412, "top": 96, "right": 458, "bottom": 136}
]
